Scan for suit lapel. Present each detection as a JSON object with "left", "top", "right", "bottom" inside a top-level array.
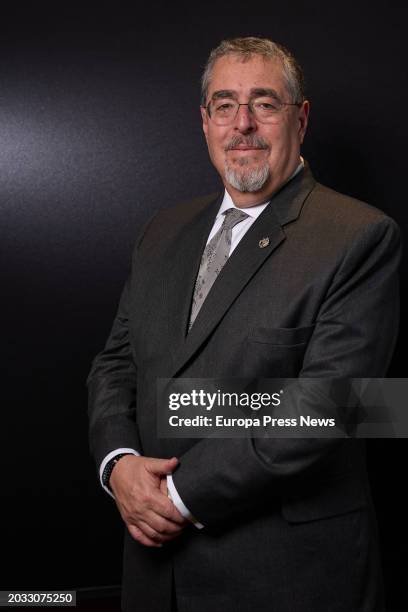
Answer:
[
  {"left": 162, "top": 193, "right": 222, "bottom": 358},
  {"left": 170, "top": 165, "right": 316, "bottom": 376}
]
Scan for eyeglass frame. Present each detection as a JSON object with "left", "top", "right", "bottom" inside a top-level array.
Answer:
[{"left": 202, "top": 95, "right": 304, "bottom": 125}]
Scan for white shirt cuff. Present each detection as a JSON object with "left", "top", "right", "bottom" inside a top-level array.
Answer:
[
  {"left": 167, "top": 474, "right": 204, "bottom": 529},
  {"left": 99, "top": 448, "right": 140, "bottom": 498}
]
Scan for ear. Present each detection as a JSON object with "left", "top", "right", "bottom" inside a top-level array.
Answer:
[
  {"left": 201, "top": 105, "right": 209, "bottom": 140},
  {"left": 298, "top": 100, "right": 310, "bottom": 144}
]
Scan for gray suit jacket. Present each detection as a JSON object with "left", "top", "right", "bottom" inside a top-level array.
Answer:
[{"left": 88, "top": 165, "right": 400, "bottom": 612}]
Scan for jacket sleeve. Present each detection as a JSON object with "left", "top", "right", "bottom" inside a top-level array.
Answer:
[
  {"left": 87, "top": 277, "right": 142, "bottom": 469},
  {"left": 171, "top": 215, "right": 402, "bottom": 527}
]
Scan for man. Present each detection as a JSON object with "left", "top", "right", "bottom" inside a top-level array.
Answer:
[{"left": 87, "top": 37, "right": 400, "bottom": 611}]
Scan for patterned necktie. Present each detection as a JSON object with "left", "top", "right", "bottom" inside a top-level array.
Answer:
[{"left": 189, "top": 207, "right": 249, "bottom": 329}]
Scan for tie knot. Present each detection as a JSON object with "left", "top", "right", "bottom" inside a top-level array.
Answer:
[{"left": 222, "top": 208, "right": 249, "bottom": 231}]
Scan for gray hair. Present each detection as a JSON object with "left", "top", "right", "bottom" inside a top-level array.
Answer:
[{"left": 201, "top": 37, "right": 305, "bottom": 106}]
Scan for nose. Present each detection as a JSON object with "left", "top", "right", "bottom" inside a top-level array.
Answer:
[{"left": 233, "top": 104, "right": 257, "bottom": 134}]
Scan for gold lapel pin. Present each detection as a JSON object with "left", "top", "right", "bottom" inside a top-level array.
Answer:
[{"left": 259, "top": 237, "right": 270, "bottom": 249}]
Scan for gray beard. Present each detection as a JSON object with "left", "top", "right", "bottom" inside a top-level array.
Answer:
[{"left": 224, "top": 158, "right": 270, "bottom": 193}]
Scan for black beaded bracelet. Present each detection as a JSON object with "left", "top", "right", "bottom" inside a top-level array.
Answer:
[{"left": 102, "top": 453, "right": 133, "bottom": 490}]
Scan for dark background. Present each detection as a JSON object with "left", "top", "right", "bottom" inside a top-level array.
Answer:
[{"left": 2, "top": 2, "right": 407, "bottom": 610}]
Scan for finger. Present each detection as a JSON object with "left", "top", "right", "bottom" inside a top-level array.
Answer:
[
  {"left": 125, "top": 506, "right": 184, "bottom": 537},
  {"left": 148, "top": 493, "right": 187, "bottom": 525},
  {"left": 136, "top": 519, "right": 166, "bottom": 542},
  {"left": 127, "top": 523, "right": 163, "bottom": 548},
  {"left": 160, "top": 477, "right": 168, "bottom": 496},
  {"left": 137, "top": 519, "right": 183, "bottom": 543},
  {"left": 118, "top": 487, "right": 187, "bottom": 528},
  {"left": 117, "top": 487, "right": 185, "bottom": 527},
  {"left": 146, "top": 456, "right": 179, "bottom": 476},
  {"left": 144, "top": 511, "right": 186, "bottom": 536}
]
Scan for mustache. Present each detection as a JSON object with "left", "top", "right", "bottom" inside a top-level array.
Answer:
[{"left": 225, "top": 135, "right": 270, "bottom": 151}]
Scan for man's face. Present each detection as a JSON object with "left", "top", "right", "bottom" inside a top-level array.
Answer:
[{"left": 201, "top": 54, "right": 309, "bottom": 201}]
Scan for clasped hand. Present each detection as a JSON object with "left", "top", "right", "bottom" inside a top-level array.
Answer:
[{"left": 109, "top": 455, "right": 188, "bottom": 547}]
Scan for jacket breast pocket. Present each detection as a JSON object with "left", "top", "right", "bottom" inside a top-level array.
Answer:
[
  {"left": 248, "top": 324, "right": 315, "bottom": 347},
  {"left": 243, "top": 325, "right": 315, "bottom": 378}
]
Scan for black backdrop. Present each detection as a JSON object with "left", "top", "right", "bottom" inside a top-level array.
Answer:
[{"left": 2, "top": 3, "right": 407, "bottom": 610}]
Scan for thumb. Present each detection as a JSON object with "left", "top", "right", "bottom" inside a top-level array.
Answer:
[{"left": 146, "top": 456, "right": 179, "bottom": 476}]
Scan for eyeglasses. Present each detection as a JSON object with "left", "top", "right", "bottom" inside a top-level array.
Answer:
[{"left": 204, "top": 97, "right": 302, "bottom": 125}]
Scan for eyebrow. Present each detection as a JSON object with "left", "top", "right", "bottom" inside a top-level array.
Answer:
[
  {"left": 211, "top": 87, "right": 281, "bottom": 101},
  {"left": 211, "top": 90, "right": 237, "bottom": 100},
  {"left": 250, "top": 88, "right": 280, "bottom": 99}
]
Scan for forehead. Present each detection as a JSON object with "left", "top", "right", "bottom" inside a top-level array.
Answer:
[{"left": 208, "top": 54, "right": 287, "bottom": 97}]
